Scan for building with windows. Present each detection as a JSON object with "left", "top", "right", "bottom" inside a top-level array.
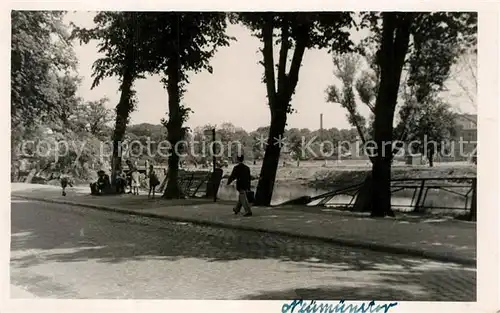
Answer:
[
  {"left": 456, "top": 114, "right": 477, "bottom": 130},
  {"left": 454, "top": 114, "right": 477, "bottom": 161}
]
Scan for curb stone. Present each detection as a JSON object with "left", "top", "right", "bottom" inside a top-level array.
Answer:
[{"left": 12, "top": 195, "right": 476, "bottom": 266}]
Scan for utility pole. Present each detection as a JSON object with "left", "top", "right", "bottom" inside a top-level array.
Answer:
[
  {"left": 320, "top": 113, "right": 327, "bottom": 166},
  {"left": 212, "top": 128, "right": 217, "bottom": 202},
  {"left": 212, "top": 128, "right": 216, "bottom": 173},
  {"left": 204, "top": 127, "right": 219, "bottom": 202},
  {"left": 320, "top": 113, "right": 323, "bottom": 133}
]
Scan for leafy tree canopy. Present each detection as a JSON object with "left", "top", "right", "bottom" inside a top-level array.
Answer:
[
  {"left": 234, "top": 12, "right": 356, "bottom": 114},
  {"left": 358, "top": 12, "right": 477, "bottom": 102},
  {"left": 12, "top": 11, "right": 78, "bottom": 130}
]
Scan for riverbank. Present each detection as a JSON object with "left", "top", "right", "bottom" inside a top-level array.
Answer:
[{"left": 225, "top": 161, "right": 477, "bottom": 189}]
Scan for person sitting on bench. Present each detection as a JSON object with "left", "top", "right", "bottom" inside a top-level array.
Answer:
[
  {"left": 114, "top": 170, "right": 127, "bottom": 194},
  {"left": 90, "top": 170, "right": 111, "bottom": 195}
]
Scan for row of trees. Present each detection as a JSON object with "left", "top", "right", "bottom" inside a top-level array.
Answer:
[
  {"left": 71, "top": 12, "right": 233, "bottom": 199},
  {"left": 123, "top": 122, "right": 360, "bottom": 165},
  {"left": 124, "top": 116, "right": 470, "bottom": 169},
  {"left": 14, "top": 11, "right": 476, "bottom": 218}
]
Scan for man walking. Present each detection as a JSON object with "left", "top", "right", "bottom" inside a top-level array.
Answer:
[{"left": 227, "top": 155, "right": 253, "bottom": 217}]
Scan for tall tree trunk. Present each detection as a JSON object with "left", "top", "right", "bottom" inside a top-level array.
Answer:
[
  {"left": 427, "top": 147, "right": 435, "bottom": 167},
  {"left": 468, "top": 178, "right": 477, "bottom": 221},
  {"left": 254, "top": 18, "right": 307, "bottom": 206},
  {"left": 369, "top": 13, "right": 412, "bottom": 217},
  {"left": 164, "top": 151, "right": 181, "bottom": 198},
  {"left": 254, "top": 109, "right": 287, "bottom": 206},
  {"left": 162, "top": 53, "right": 183, "bottom": 199},
  {"left": 111, "top": 48, "right": 136, "bottom": 187}
]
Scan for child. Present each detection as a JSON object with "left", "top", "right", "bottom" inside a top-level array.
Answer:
[
  {"left": 114, "top": 170, "right": 126, "bottom": 194},
  {"left": 148, "top": 165, "right": 160, "bottom": 199},
  {"left": 60, "top": 171, "right": 73, "bottom": 196},
  {"left": 131, "top": 169, "right": 140, "bottom": 195},
  {"left": 125, "top": 160, "right": 135, "bottom": 194}
]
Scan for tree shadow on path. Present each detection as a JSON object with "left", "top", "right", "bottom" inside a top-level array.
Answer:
[{"left": 10, "top": 200, "right": 476, "bottom": 301}]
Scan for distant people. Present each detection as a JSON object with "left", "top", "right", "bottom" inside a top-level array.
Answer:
[
  {"left": 227, "top": 155, "right": 253, "bottom": 217},
  {"left": 148, "top": 165, "right": 160, "bottom": 199},
  {"left": 60, "top": 171, "right": 73, "bottom": 196},
  {"left": 125, "top": 160, "right": 136, "bottom": 194},
  {"left": 130, "top": 167, "right": 140, "bottom": 195},
  {"left": 100, "top": 171, "right": 111, "bottom": 193},
  {"left": 90, "top": 170, "right": 111, "bottom": 195},
  {"left": 114, "top": 169, "right": 127, "bottom": 194}
]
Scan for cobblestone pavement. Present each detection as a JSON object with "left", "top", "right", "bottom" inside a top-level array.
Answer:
[
  {"left": 11, "top": 183, "right": 477, "bottom": 265},
  {"left": 10, "top": 199, "right": 476, "bottom": 300}
]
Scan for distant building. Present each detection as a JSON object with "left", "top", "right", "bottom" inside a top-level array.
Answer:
[
  {"left": 455, "top": 114, "right": 477, "bottom": 130},
  {"left": 453, "top": 114, "right": 477, "bottom": 161}
]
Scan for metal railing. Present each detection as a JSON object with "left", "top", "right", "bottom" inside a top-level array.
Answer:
[{"left": 292, "top": 176, "right": 477, "bottom": 213}]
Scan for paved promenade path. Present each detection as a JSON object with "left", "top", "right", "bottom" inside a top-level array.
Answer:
[
  {"left": 11, "top": 197, "right": 475, "bottom": 300},
  {"left": 11, "top": 183, "right": 476, "bottom": 266}
]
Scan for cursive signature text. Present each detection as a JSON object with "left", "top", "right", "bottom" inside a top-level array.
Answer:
[{"left": 282, "top": 300, "right": 399, "bottom": 313}]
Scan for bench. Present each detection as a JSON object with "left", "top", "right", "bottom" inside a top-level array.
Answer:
[
  {"left": 120, "top": 163, "right": 223, "bottom": 199},
  {"left": 178, "top": 170, "right": 212, "bottom": 197},
  {"left": 177, "top": 169, "right": 223, "bottom": 198}
]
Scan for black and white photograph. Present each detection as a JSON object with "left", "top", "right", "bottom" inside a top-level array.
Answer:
[{"left": 5, "top": 2, "right": 499, "bottom": 312}]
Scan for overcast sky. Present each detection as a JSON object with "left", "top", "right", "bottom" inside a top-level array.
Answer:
[{"left": 66, "top": 11, "right": 477, "bottom": 132}]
